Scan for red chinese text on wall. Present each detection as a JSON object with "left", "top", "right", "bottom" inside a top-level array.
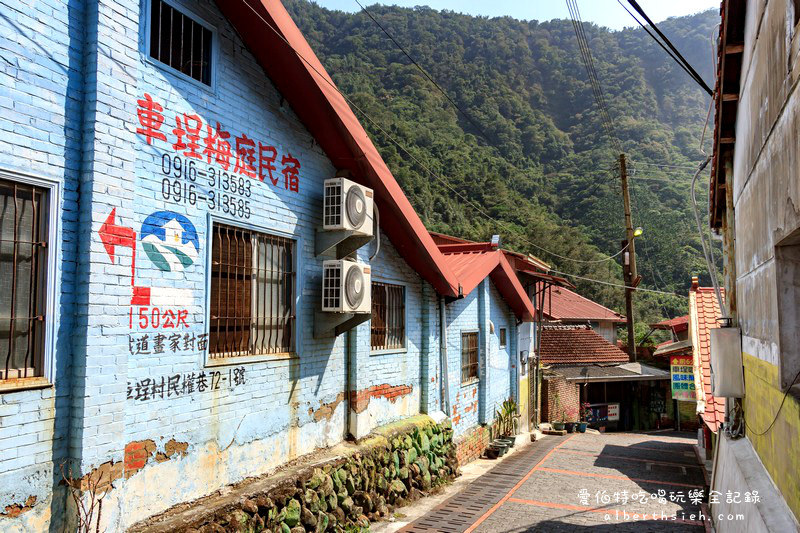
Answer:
[{"left": 136, "top": 93, "right": 301, "bottom": 193}]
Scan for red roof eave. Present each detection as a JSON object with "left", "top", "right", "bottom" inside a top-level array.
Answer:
[
  {"left": 216, "top": 0, "right": 460, "bottom": 297},
  {"left": 490, "top": 254, "right": 536, "bottom": 321}
]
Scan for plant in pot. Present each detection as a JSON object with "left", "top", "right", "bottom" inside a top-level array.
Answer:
[
  {"left": 564, "top": 407, "right": 579, "bottom": 433},
  {"left": 578, "top": 402, "right": 591, "bottom": 433},
  {"left": 495, "top": 398, "right": 518, "bottom": 447}
]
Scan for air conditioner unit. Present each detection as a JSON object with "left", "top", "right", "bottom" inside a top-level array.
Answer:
[
  {"left": 710, "top": 327, "right": 745, "bottom": 398},
  {"left": 322, "top": 259, "right": 371, "bottom": 314},
  {"left": 323, "top": 177, "right": 374, "bottom": 236}
]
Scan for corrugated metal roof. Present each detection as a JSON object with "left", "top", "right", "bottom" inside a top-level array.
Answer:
[
  {"left": 542, "top": 286, "right": 626, "bottom": 323},
  {"left": 553, "top": 362, "right": 670, "bottom": 382},
  {"left": 653, "top": 339, "right": 693, "bottom": 357},
  {"left": 216, "top": 0, "right": 460, "bottom": 297},
  {"left": 650, "top": 315, "right": 689, "bottom": 333}
]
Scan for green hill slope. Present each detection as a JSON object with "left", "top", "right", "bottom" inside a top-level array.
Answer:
[{"left": 286, "top": 1, "right": 721, "bottom": 330}]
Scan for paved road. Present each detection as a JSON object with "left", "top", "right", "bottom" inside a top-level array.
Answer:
[{"left": 403, "top": 431, "right": 708, "bottom": 533}]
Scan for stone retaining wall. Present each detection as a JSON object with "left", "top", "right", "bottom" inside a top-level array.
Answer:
[{"left": 132, "top": 416, "right": 457, "bottom": 533}]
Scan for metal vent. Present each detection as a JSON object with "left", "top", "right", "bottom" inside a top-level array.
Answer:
[
  {"left": 344, "top": 264, "right": 365, "bottom": 309},
  {"left": 323, "top": 181, "right": 342, "bottom": 227},
  {"left": 345, "top": 185, "right": 366, "bottom": 229},
  {"left": 322, "top": 263, "right": 341, "bottom": 310}
]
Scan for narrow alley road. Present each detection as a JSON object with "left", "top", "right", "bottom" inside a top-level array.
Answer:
[{"left": 402, "top": 432, "right": 707, "bottom": 532}]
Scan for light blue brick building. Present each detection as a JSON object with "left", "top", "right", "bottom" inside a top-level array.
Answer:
[{"left": 0, "top": 1, "right": 535, "bottom": 530}]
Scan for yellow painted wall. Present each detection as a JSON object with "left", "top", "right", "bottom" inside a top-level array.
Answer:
[
  {"left": 519, "top": 375, "right": 529, "bottom": 431},
  {"left": 742, "top": 352, "right": 800, "bottom": 518}
]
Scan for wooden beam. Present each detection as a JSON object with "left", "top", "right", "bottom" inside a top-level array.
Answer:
[
  {"left": 720, "top": 137, "right": 736, "bottom": 144},
  {"left": 722, "top": 93, "right": 739, "bottom": 102},
  {"left": 725, "top": 43, "right": 744, "bottom": 54}
]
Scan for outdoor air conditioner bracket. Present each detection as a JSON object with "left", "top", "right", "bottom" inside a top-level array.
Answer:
[
  {"left": 314, "top": 311, "right": 371, "bottom": 338},
  {"left": 315, "top": 229, "right": 374, "bottom": 259}
]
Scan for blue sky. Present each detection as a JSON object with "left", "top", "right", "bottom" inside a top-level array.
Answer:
[{"left": 310, "top": 0, "right": 719, "bottom": 31}]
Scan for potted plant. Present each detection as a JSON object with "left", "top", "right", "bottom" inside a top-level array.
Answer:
[
  {"left": 578, "top": 402, "right": 591, "bottom": 433},
  {"left": 564, "top": 407, "right": 578, "bottom": 433},
  {"left": 494, "top": 399, "right": 518, "bottom": 447}
]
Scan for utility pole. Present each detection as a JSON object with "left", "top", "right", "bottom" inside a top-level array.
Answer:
[{"left": 620, "top": 153, "right": 638, "bottom": 362}]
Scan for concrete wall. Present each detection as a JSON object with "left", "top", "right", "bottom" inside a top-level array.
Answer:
[
  {"left": 718, "top": 0, "right": 800, "bottom": 525},
  {"left": 0, "top": 0, "right": 441, "bottom": 530}
]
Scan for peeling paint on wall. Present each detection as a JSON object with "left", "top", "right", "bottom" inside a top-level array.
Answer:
[
  {"left": 309, "top": 392, "right": 345, "bottom": 423},
  {"left": 1, "top": 496, "right": 37, "bottom": 518},
  {"left": 350, "top": 384, "right": 413, "bottom": 414}
]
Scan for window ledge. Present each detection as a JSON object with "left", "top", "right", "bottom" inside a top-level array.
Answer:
[
  {"left": 370, "top": 348, "right": 407, "bottom": 356},
  {"left": 0, "top": 377, "right": 52, "bottom": 394},
  {"left": 206, "top": 352, "right": 297, "bottom": 367},
  {"left": 461, "top": 378, "right": 480, "bottom": 388}
]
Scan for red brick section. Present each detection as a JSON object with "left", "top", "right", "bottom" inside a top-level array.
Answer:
[
  {"left": 689, "top": 278, "right": 726, "bottom": 432},
  {"left": 541, "top": 374, "right": 580, "bottom": 422},
  {"left": 539, "top": 325, "right": 629, "bottom": 365},
  {"left": 124, "top": 439, "right": 157, "bottom": 477},
  {"left": 349, "top": 383, "right": 412, "bottom": 413},
  {"left": 455, "top": 425, "right": 491, "bottom": 466},
  {"left": 1, "top": 496, "right": 36, "bottom": 518}
]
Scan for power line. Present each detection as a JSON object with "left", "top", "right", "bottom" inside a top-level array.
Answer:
[
  {"left": 353, "top": 0, "right": 492, "bottom": 143},
  {"left": 548, "top": 268, "right": 682, "bottom": 297},
  {"left": 622, "top": 0, "right": 713, "bottom": 96},
  {"left": 239, "top": 0, "right": 639, "bottom": 276},
  {"left": 566, "top": 0, "right": 622, "bottom": 154}
]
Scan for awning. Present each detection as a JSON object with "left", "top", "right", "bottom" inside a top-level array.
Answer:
[{"left": 551, "top": 362, "right": 670, "bottom": 383}]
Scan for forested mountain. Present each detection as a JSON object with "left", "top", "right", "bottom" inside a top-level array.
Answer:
[{"left": 285, "top": 0, "right": 721, "bottom": 337}]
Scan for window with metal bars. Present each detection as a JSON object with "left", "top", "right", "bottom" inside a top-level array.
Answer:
[
  {"left": 1, "top": 179, "right": 47, "bottom": 381},
  {"left": 209, "top": 223, "right": 295, "bottom": 358},
  {"left": 370, "top": 282, "right": 405, "bottom": 351},
  {"left": 461, "top": 331, "right": 479, "bottom": 384},
  {"left": 149, "top": 0, "right": 213, "bottom": 86}
]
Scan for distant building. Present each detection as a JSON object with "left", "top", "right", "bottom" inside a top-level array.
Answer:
[
  {"left": 538, "top": 325, "right": 670, "bottom": 431},
  {"left": 709, "top": 0, "right": 800, "bottom": 530},
  {"left": 539, "top": 285, "right": 626, "bottom": 344}
]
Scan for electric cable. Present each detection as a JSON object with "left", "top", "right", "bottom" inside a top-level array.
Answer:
[
  {"left": 624, "top": 0, "right": 714, "bottom": 95},
  {"left": 616, "top": 0, "right": 710, "bottom": 94},
  {"left": 690, "top": 155, "right": 724, "bottom": 316},
  {"left": 353, "top": 0, "right": 493, "bottom": 143},
  {"left": 239, "top": 0, "right": 676, "bottom": 299},
  {"left": 736, "top": 367, "right": 800, "bottom": 437}
]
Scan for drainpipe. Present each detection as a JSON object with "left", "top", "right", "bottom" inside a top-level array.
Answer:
[
  {"left": 345, "top": 329, "right": 353, "bottom": 440},
  {"left": 439, "top": 296, "right": 451, "bottom": 416}
]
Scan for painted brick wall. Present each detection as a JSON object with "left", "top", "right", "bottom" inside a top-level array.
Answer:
[
  {"left": 0, "top": 0, "right": 527, "bottom": 529},
  {"left": 445, "top": 279, "right": 514, "bottom": 440},
  {"left": 0, "top": 0, "right": 84, "bottom": 529},
  {"left": 0, "top": 0, "right": 436, "bottom": 530},
  {"left": 348, "top": 231, "right": 435, "bottom": 437}
]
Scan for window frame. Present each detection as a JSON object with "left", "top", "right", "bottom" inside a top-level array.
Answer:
[
  {"left": 203, "top": 215, "right": 301, "bottom": 367},
  {"left": 499, "top": 327, "right": 507, "bottom": 348},
  {"left": 460, "top": 330, "right": 480, "bottom": 385},
  {"left": 143, "top": 0, "right": 218, "bottom": 92},
  {"left": 0, "top": 170, "right": 60, "bottom": 393},
  {"left": 370, "top": 280, "right": 407, "bottom": 355}
]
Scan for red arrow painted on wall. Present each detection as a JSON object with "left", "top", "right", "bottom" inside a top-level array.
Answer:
[{"left": 99, "top": 207, "right": 136, "bottom": 263}]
